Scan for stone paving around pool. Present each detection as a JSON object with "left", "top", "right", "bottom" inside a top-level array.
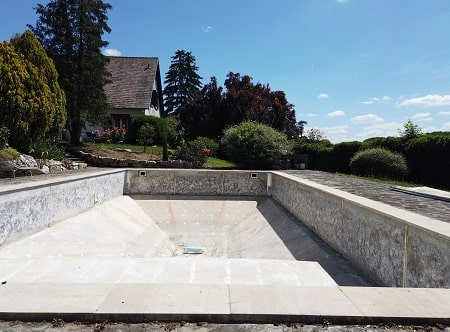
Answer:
[{"left": 283, "top": 170, "right": 450, "bottom": 223}]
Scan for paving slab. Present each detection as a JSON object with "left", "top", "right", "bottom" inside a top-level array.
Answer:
[
  {"left": 229, "top": 285, "right": 361, "bottom": 317},
  {"left": 0, "top": 282, "right": 114, "bottom": 313},
  {"left": 341, "top": 287, "right": 450, "bottom": 318},
  {"left": 97, "top": 283, "right": 230, "bottom": 315}
]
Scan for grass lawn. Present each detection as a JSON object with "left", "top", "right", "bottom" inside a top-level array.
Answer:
[
  {"left": 206, "top": 157, "right": 237, "bottom": 169},
  {"left": 85, "top": 142, "right": 164, "bottom": 154},
  {"left": 83, "top": 142, "right": 237, "bottom": 169},
  {"left": 341, "top": 173, "right": 420, "bottom": 187}
]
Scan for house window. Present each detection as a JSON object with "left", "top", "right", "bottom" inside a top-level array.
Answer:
[{"left": 111, "top": 114, "right": 130, "bottom": 132}]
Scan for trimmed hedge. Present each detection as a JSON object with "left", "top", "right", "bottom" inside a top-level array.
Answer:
[
  {"left": 404, "top": 133, "right": 450, "bottom": 188},
  {"left": 293, "top": 141, "right": 362, "bottom": 173},
  {"left": 350, "top": 148, "right": 408, "bottom": 180}
]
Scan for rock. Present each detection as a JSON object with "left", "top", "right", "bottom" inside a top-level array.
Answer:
[
  {"left": 40, "top": 165, "right": 49, "bottom": 174},
  {"left": 15, "top": 154, "right": 38, "bottom": 168}
]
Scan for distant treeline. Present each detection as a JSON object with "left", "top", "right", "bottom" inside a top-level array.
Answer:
[{"left": 293, "top": 132, "right": 450, "bottom": 189}]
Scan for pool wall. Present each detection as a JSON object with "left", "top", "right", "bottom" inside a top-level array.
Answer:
[
  {"left": 0, "top": 170, "right": 124, "bottom": 246},
  {"left": 270, "top": 171, "right": 450, "bottom": 288},
  {"left": 124, "top": 169, "right": 269, "bottom": 196}
]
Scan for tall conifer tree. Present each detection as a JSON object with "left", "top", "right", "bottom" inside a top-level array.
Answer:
[
  {"left": 29, "top": 0, "right": 112, "bottom": 144},
  {"left": 0, "top": 31, "right": 66, "bottom": 149},
  {"left": 163, "top": 50, "right": 202, "bottom": 117}
]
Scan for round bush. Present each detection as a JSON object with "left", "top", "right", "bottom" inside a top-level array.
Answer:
[
  {"left": 220, "top": 121, "right": 291, "bottom": 170},
  {"left": 127, "top": 115, "right": 177, "bottom": 147},
  {"left": 350, "top": 148, "right": 408, "bottom": 180},
  {"left": 0, "top": 147, "right": 20, "bottom": 161}
]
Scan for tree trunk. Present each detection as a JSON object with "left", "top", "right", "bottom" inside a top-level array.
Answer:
[{"left": 70, "top": 121, "right": 82, "bottom": 145}]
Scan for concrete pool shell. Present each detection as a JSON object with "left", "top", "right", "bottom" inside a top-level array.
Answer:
[{"left": 0, "top": 169, "right": 449, "bottom": 324}]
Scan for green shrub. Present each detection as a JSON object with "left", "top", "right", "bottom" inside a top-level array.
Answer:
[
  {"left": 195, "top": 136, "right": 219, "bottom": 157},
  {"left": 175, "top": 139, "right": 210, "bottom": 168},
  {"left": 28, "top": 140, "right": 67, "bottom": 161},
  {"left": 221, "top": 121, "right": 291, "bottom": 170},
  {"left": 350, "top": 148, "right": 408, "bottom": 180},
  {"left": 127, "top": 115, "right": 177, "bottom": 147},
  {"left": 0, "top": 147, "right": 20, "bottom": 160}
]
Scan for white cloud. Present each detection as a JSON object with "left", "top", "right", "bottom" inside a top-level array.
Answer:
[
  {"left": 410, "top": 112, "right": 432, "bottom": 121},
  {"left": 327, "top": 110, "right": 345, "bottom": 117},
  {"left": 201, "top": 26, "right": 213, "bottom": 33},
  {"left": 443, "top": 122, "right": 450, "bottom": 130},
  {"left": 438, "top": 111, "right": 450, "bottom": 115},
  {"left": 361, "top": 96, "right": 390, "bottom": 105},
  {"left": 321, "top": 125, "right": 348, "bottom": 135},
  {"left": 351, "top": 114, "right": 384, "bottom": 124},
  {"left": 398, "top": 94, "right": 450, "bottom": 107},
  {"left": 317, "top": 93, "right": 329, "bottom": 99},
  {"left": 355, "top": 122, "right": 402, "bottom": 140},
  {"left": 103, "top": 48, "right": 122, "bottom": 56}
]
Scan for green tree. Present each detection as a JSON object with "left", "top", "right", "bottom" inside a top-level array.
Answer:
[
  {"left": 29, "top": 0, "right": 112, "bottom": 145},
  {"left": 137, "top": 123, "right": 155, "bottom": 153},
  {"left": 10, "top": 30, "right": 66, "bottom": 139},
  {"left": 296, "top": 120, "right": 307, "bottom": 138},
  {"left": 223, "top": 72, "right": 298, "bottom": 137},
  {"left": 0, "top": 34, "right": 65, "bottom": 150},
  {"left": 163, "top": 50, "right": 202, "bottom": 117},
  {"left": 306, "top": 128, "right": 325, "bottom": 142},
  {"left": 179, "top": 76, "right": 225, "bottom": 139},
  {"left": 399, "top": 119, "right": 423, "bottom": 140}
]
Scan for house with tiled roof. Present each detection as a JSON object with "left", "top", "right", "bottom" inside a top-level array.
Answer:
[{"left": 103, "top": 56, "right": 164, "bottom": 131}]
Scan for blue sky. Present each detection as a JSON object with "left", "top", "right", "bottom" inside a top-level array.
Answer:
[{"left": 2, "top": 0, "right": 450, "bottom": 143}]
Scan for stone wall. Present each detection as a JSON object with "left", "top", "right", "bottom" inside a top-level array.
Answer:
[
  {"left": 269, "top": 171, "right": 450, "bottom": 288},
  {"left": 0, "top": 170, "right": 124, "bottom": 246},
  {"left": 75, "top": 150, "right": 191, "bottom": 168},
  {"left": 124, "top": 169, "right": 269, "bottom": 196}
]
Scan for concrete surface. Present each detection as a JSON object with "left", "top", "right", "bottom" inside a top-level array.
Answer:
[
  {"left": 1, "top": 194, "right": 450, "bottom": 325},
  {"left": 1, "top": 169, "right": 450, "bottom": 327},
  {"left": 0, "top": 169, "right": 124, "bottom": 246},
  {"left": 272, "top": 171, "right": 450, "bottom": 288},
  {"left": 282, "top": 170, "right": 450, "bottom": 223},
  {"left": 124, "top": 169, "right": 269, "bottom": 196}
]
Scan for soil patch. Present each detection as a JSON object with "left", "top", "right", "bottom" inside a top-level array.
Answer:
[{"left": 79, "top": 145, "right": 164, "bottom": 161}]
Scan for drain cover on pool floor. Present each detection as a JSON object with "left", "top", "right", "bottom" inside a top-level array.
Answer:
[{"left": 183, "top": 247, "right": 204, "bottom": 254}]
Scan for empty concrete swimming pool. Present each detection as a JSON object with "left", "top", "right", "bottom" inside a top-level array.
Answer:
[{"left": 0, "top": 169, "right": 449, "bottom": 323}]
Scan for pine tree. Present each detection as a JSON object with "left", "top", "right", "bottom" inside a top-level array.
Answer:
[
  {"left": 163, "top": 50, "right": 202, "bottom": 117},
  {"left": 0, "top": 31, "right": 66, "bottom": 150},
  {"left": 29, "top": 0, "right": 112, "bottom": 145}
]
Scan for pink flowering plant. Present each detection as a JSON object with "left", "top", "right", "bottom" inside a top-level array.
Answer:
[
  {"left": 93, "top": 126, "right": 126, "bottom": 144},
  {"left": 175, "top": 139, "right": 211, "bottom": 168}
]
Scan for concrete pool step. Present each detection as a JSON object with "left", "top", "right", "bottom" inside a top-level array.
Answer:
[
  {"left": 0, "top": 257, "right": 337, "bottom": 286},
  {"left": 0, "top": 282, "right": 449, "bottom": 324}
]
